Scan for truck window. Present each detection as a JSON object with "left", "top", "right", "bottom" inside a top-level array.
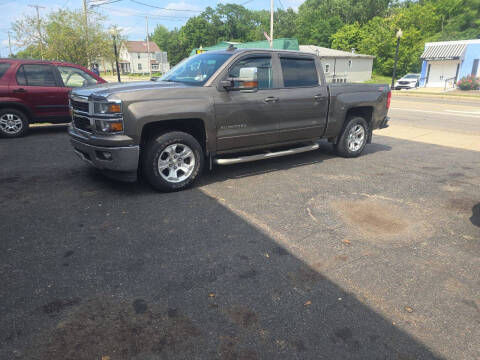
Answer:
[
  {"left": 228, "top": 56, "right": 273, "bottom": 89},
  {"left": 160, "top": 53, "right": 232, "bottom": 86},
  {"left": 280, "top": 57, "right": 318, "bottom": 88},
  {"left": 0, "top": 63, "right": 10, "bottom": 78},
  {"left": 16, "top": 64, "right": 57, "bottom": 87}
]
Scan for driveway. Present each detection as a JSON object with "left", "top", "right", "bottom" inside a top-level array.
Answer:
[{"left": 0, "top": 100, "right": 479, "bottom": 359}]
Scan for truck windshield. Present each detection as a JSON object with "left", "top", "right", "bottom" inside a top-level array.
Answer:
[{"left": 159, "top": 53, "right": 232, "bottom": 86}]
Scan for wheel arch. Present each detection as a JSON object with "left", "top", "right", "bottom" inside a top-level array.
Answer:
[
  {"left": 0, "top": 102, "right": 32, "bottom": 120},
  {"left": 140, "top": 118, "right": 208, "bottom": 156}
]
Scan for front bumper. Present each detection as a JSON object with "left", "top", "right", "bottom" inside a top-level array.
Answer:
[
  {"left": 68, "top": 125, "right": 140, "bottom": 173},
  {"left": 71, "top": 137, "right": 140, "bottom": 173}
]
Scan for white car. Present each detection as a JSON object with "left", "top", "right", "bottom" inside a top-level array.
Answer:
[{"left": 395, "top": 74, "right": 420, "bottom": 90}]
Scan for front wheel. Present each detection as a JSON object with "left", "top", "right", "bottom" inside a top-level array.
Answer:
[
  {"left": 142, "top": 131, "right": 204, "bottom": 192},
  {"left": 334, "top": 116, "right": 368, "bottom": 158},
  {"left": 0, "top": 108, "right": 29, "bottom": 138}
]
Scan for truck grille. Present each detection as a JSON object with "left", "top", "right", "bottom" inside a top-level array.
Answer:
[
  {"left": 71, "top": 100, "right": 89, "bottom": 113},
  {"left": 73, "top": 116, "right": 92, "bottom": 132}
]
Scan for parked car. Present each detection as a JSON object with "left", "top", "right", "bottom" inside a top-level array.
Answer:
[
  {"left": 0, "top": 59, "right": 106, "bottom": 138},
  {"left": 69, "top": 48, "right": 391, "bottom": 191},
  {"left": 394, "top": 73, "right": 420, "bottom": 90}
]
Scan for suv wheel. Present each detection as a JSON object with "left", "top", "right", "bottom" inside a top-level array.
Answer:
[
  {"left": 334, "top": 116, "right": 368, "bottom": 158},
  {"left": 142, "top": 131, "right": 204, "bottom": 192},
  {"left": 0, "top": 108, "right": 29, "bottom": 138}
]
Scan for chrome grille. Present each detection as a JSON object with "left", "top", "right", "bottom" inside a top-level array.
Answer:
[
  {"left": 73, "top": 116, "right": 92, "bottom": 132},
  {"left": 71, "top": 100, "right": 89, "bottom": 113}
]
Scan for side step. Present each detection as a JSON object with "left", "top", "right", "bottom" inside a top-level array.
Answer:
[{"left": 214, "top": 143, "right": 319, "bottom": 165}]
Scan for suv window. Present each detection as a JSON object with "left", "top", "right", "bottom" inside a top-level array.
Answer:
[
  {"left": 0, "top": 63, "right": 10, "bottom": 78},
  {"left": 58, "top": 66, "right": 97, "bottom": 87},
  {"left": 229, "top": 56, "right": 273, "bottom": 89},
  {"left": 280, "top": 57, "right": 319, "bottom": 87},
  {"left": 16, "top": 64, "right": 57, "bottom": 87}
]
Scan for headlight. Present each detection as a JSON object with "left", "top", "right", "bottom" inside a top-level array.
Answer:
[
  {"left": 95, "top": 119, "right": 124, "bottom": 133},
  {"left": 94, "top": 102, "right": 122, "bottom": 114}
]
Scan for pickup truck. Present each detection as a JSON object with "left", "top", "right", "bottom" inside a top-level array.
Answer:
[{"left": 68, "top": 48, "right": 391, "bottom": 191}]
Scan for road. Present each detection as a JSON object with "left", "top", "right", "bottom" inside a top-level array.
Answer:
[
  {"left": 380, "top": 96, "right": 480, "bottom": 151},
  {"left": 0, "top": 95, "right": 479, "bottom": 359}
]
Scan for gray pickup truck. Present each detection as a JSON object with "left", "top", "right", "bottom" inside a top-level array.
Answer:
[{"left": 68, "top": 48, "right": 391, "bottom": 191}]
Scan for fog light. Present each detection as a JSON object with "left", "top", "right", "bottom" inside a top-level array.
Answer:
[{"left": 96, "top": 151, "right": 112, "bottom": 160}]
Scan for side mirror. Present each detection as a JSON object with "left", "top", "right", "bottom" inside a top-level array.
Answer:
[
  {"left": 222, "top": 67, "right": 258, "bottom": 91},
  {"left": 237, "top": 67, "right": 258, "bottom": 90},
  {"left": 221, "top": 79, "right": 234, "bottom": 88}
]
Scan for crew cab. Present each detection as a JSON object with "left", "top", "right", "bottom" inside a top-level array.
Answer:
[
  {"left": 68, "top": 48, "right": 391, "bottom": 192},
  {"left": 0, "top": 59, "right": 105, "bottom": 138}
]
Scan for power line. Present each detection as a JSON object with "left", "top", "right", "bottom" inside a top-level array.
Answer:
[
  {"left": 129, "top": 0, "right": 202, "bottom": 12},
  {"left": 100, "top": 5, "right": 193, "bottom": 19}
]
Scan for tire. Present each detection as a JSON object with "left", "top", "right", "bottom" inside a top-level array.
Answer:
[
  {"left": 0, "top": 108, "right": 29, "bottom": 138},
  {"left": 142, "top": 131, "right": 204, "bottom": 192},
  {"left": 334, "top": 116, "right": 369, "bottom": 158}
]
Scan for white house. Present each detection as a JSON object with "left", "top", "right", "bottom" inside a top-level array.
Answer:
[
  {"left": 419, "top": 39, "right": 480, "bottom": 88},
  {"left": 118, "top": 41, "right": 170, "bottom": 74},
  {"left": 299, "top": 45, "right": 374, "bottom": 83}
]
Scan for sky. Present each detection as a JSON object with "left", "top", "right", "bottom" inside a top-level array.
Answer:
[{"left": 1, "top": 0, "right": 305, "bottom": 56}]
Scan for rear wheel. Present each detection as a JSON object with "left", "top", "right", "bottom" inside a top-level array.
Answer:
[
  {"left": 334, "top": 116, "right": 368, "bottom": 158},
  {"left": 0, "top": 108, "right": 29, "bottom": 138},
  {"left": 142, "top": 131, "right": 204, "bottom": 192}
]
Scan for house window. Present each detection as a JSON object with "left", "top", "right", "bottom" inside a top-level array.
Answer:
[
  {"left": 348, "top": 60, "right": 353, "bottom": 68},
  {"left": 138, "top": 63, "right": 142, "bottom": 71},
  {"left": 137, "top": 53, "right": 141, "bottom": 59},
  {"left": 152, "top": 64, "right": 159, "bottom": 70},
  {"left": 324, "top": 63, "right": 330, "bottom": 73}
]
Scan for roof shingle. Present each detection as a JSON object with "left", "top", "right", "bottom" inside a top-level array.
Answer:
[{"left": 125, "top": 41, "right": 161, "bottom": 53}]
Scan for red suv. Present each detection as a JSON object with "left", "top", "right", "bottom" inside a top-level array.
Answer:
[{"left": 0, "top": 59, "right": 106, "bottom": 138}]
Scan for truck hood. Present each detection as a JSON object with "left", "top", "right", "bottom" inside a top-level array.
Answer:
[{"left": 71, "top": 80, "right": 193, "bottom": 99}]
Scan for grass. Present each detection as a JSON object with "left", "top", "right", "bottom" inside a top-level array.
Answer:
[{"left": 363, "top": 73, "right": 391, "bottom": 84}]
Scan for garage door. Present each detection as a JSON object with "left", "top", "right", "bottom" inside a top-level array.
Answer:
[{"left": 426, "top": 60, "right": 460, "bottom": 87}]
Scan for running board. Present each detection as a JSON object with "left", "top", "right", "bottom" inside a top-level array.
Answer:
[{"left": 214, "top": 143, "right": 319, "bottom": 165}]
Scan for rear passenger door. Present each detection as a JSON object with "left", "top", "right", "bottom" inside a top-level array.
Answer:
[
  {"left": 14, "top": 64, "right": 69, "bottom": 122},
  {"left": 276, "top": 55, "right": 328, "bottom": 142}
]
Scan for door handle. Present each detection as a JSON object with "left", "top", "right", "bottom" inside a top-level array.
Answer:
[
  {"left": 13, "top": 88, "right": 27, "bottom": 93},
  {"left": 264, "top": 96, "right": 279, "bottom": 103},
  {"left": 314, "top": 94, "right": 326, "bottom": 100}
]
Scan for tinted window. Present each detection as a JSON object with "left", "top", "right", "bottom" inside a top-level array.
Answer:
[
  {"left": 16, "top": 64, "right": 57, "bottom": 87},
  {"left": 58, "top": 66, "right": 97, "bottom": 87},
  {"left": 280, "top": 57, "right": 318, "bottom": 87},
  {"left": 0, "top": 63, "right": 10, "bottom": 78},
  {"left": 229, "top": 56, "right": 273, "bottom": 89}
]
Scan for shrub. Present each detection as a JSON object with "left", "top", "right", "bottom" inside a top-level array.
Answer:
[{"left": 457, "top": 75, "right": 480, "bottom": 90}]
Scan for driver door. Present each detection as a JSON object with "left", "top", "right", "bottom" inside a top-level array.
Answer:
[{"left": 214, "top": 53, "right": 283, "bottom": 152}]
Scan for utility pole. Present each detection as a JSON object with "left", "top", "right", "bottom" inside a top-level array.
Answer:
[
  {"left": 270, "top": 0, "right": 274, "bottom": 48},
  {"left": 8, "top": 31, "right": 13, "bottom": 57},
  {"left": 29, "top": 4, "right": 45, "bottom": 59},
  {"left": 146, "top": 16, "right": 152, "bottom": 78},
  {"left": 83, "top": 0, "right": 89, "bottom": 66}
]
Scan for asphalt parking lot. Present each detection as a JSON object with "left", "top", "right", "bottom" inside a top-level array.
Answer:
[{"left": 0, "top": 96, "right": 479, "bottom": 359}]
